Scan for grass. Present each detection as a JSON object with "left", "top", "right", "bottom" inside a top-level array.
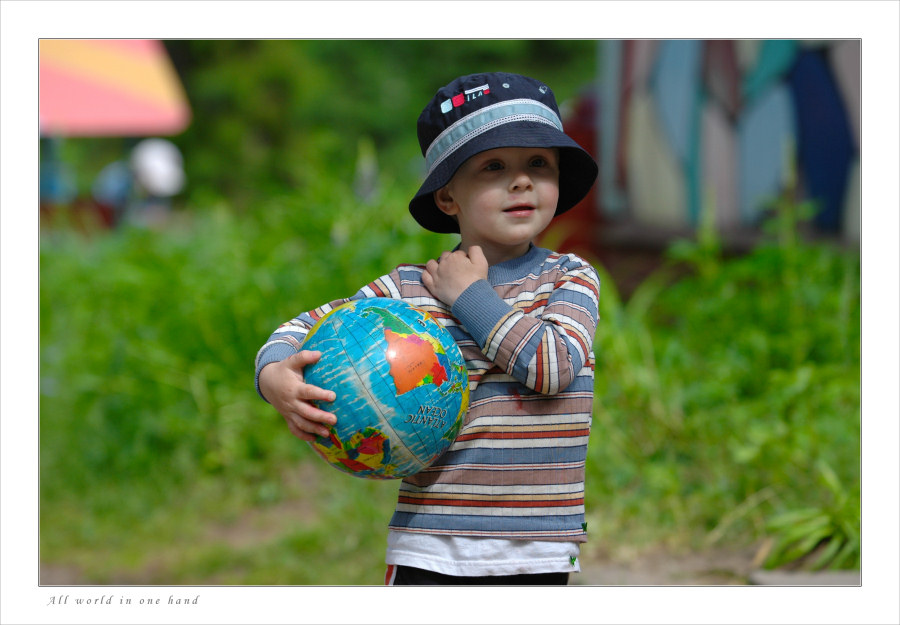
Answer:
[
  {"left": 581, "top": 194, "right": 860, "bottom": 567},
  {"left": 39, "top": 177, "right": 860, "bottom": 583}
]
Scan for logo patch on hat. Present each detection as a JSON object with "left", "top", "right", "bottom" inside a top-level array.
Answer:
[{"left": 440, "top": 84, "right": 491, "bottom": 114}]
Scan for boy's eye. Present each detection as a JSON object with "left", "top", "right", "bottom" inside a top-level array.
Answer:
[
  {"left": 484, "top": 161, "right": 503, "bottom": 171},
  {"left": 530, "top": 157, "right": 547, "bottom": 167}
]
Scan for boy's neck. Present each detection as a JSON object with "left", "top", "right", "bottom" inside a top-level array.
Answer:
[{"left": 460, "top": 241, "right": 533, "bottom": 267}]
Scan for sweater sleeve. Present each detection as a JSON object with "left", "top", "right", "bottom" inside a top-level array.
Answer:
[
  {"left": 451, "top": 259, "right": 599, "bottom": 395},
  {"left": 253, "top": 269, "right": 403, "bottom": 399}
]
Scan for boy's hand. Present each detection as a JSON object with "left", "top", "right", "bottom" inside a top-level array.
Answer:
[
  {"left": 422, "top": 245, "right": 489, "bottom": 307},
  {"left": 258, "top": 350, "right": 337, "bottom": 442}
]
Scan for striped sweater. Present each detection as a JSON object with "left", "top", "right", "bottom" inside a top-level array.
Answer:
[{"left": 255, "top": 244, "right": 599, "bottom": 542}]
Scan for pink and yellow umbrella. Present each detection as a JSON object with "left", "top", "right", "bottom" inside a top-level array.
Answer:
[{"left": 39, "top": 39, "right": 191, "bottom": 137}]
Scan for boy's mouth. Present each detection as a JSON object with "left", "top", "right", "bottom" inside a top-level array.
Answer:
[{"left": 503, "top": 204, "right": 536, "bottom": 214}]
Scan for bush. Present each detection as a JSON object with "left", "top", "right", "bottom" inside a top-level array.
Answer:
[{"left": 584, "top": 198, "right": 860, "bottom": 569}]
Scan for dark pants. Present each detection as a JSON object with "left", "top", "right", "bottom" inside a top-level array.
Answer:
[{"left": 388, "top": 564, "right": 569, "bottom": 586}]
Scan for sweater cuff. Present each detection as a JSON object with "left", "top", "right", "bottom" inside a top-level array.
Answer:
[{"left": 451, "top": 279, "right": 512, "bottom": 348}]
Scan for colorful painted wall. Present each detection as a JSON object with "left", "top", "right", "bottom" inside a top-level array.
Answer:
[{"left": 560, "top": 40, "right": 860, "bottom": 254}]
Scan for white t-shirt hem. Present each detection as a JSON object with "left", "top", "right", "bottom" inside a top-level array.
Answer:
[{"left": 385, "top": 530, "right": 581, "bottom": 577}]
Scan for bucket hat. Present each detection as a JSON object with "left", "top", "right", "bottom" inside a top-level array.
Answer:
[{"left": 409, "top": 72, "right": 598, "bottom": 234}]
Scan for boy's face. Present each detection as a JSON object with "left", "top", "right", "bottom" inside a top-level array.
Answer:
[{"left": 434, "top": 147, "right": 560, "bottom": 263}]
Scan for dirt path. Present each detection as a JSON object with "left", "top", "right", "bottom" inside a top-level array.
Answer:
[
  {"left": 575, "top": 545, "right": 760, "bottom": 585},
  {"left": 574, "top": 545, "right": 860, "bottom": 586}
]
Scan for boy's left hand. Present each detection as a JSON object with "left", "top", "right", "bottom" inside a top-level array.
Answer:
[{"left": 423, "top": 245, "right": 489, "bottom": 307}]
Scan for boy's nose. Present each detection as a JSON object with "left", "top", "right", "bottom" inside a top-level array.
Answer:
[{"left": 509, "top": 169, "right": 533, "bottom": 191}]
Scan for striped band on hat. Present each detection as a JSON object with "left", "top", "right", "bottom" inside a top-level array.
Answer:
[{"left": 424, "top": 99, "right": 563, "bottom": 176}]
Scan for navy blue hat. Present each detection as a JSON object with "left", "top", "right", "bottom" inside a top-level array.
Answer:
[{"left": 409, "top": 72, "right": 598, "bottom": 234}]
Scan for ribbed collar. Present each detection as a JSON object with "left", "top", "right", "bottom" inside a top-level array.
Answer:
[{"left": 487, "top": 244, "right": 551, "bottom": 285}]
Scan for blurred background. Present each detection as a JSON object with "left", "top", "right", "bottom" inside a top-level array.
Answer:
[{"left": 39, "top": 39, "right": 860, "bottom": 585}]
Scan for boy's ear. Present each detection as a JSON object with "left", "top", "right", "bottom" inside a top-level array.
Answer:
[{"left": 433, "top": 186, "right": 459, "bottom": 216}]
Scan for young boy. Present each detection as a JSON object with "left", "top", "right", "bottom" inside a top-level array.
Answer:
[{"left": 256, "top": 72, "right": 600, "bottom": 585}]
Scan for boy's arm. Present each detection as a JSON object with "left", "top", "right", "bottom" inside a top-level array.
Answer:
[{"left": 451, "top": 259, "right": 600, "bottom": 395}]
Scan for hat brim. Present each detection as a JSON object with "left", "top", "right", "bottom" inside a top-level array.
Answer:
[{"left": 409, "top": 121, "right": 598, "bottom": 234}]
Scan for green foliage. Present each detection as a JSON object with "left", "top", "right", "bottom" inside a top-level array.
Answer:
[
  {"left": 163, "top": 39, "right": 598, "bottom": 211},
  {"left": 762, "top": 460, "right": 860, "bottom": 570},
  {"left": 586, "top": 196, "right": 860, "bottom": 569}
]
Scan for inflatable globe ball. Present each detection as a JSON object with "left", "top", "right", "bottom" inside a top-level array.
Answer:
[{"left": 301, "top": 298, "right": 469, "bottom": 479}]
